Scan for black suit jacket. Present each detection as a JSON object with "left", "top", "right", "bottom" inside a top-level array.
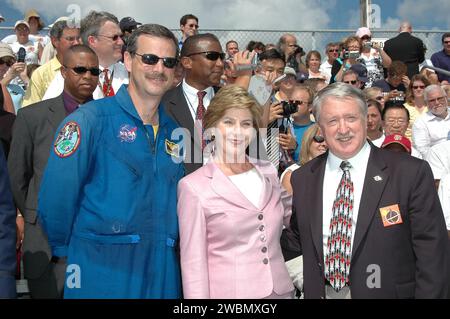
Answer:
[
  {"left": 283, "top": 144, "right": 448, "bottom": 298},
  {"left": 162, "top": 84, "right": 268, "bottom": 175},
  {"left": 383, "top": 32, "right": 425, "bottom": 79},
  {"left": 0, "top": 109, "right": 16, "bottom": 158},
  {"left": 0, "top": 144, "right": 17, "bottom": 298},
  {"left": 8, "top": 95, "right": 67, "bottom": 280}
]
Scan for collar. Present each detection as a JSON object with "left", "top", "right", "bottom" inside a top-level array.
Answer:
[
  {"left": 202, "top": 157, "right": 275, "bottom": 178},
  {"left": 426, "top": 107, "right": 450, "bottom": 121},
  {"left": 114, "top": 85, "right": 171, "bottom": 127},
  {"left": 182, "top": 79, "right": 214, "bottom": 99},
  {"left": 327, "top": 141, "right": 371, "bottom": 173},
  {"left": 50, "top": 57, "right": 62, "bottom": 71}
]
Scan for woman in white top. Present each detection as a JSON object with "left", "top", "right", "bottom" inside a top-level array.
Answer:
[
  {"left": 177, "top": 85, "right": 294, "bottom": 299},
  {"left": 404, "top": 74, "right": 430, "bottom": 140},
  {"left": 281, "top": 123, "right": 327, "bottom": 195},
  {"left": 306, "top": 50, "right": 327, "bottom": 82}
]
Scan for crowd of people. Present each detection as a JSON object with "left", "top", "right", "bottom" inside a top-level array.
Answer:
[{"left": 0, "top": 8, "right": 449, "bottom": 299}]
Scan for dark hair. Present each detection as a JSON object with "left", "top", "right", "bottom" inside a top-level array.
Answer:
[
  {"left": 367, "top": 99, "right": 382, "bottom": 115},
  {"left": 388, "top": 60, "right": 407, "bottom": 77},
  {"left": 63, "top": 44, "right": 98, "bottom": 66},
  {"left": 442, "top": 32, "right": 450, "bottom": 43},
  {"left": 226, "top": 40, "right": 238, "bottom": 49},
  {"left": 127, "top": 24, "right": 179, "bottom": 58},
  {"left": 258, "top": 48, "right": 285, "bottom": 63},
  {"left": 26, "top": 63, "right": 40, "bottom": 79},
  {"left": 405, "top": 74, "right": 430, "bottom": 103},
  {"left": 180, "top": 33, "right": 219, "bottom": 57},
  {"left": 80, "top": 11, "right": 119, "bottom": 45},
  {"left": 180, "top": 14, "right": 198, "bottom": 26},
  {"left": 381, "top": 104, "right": 410, "bottom": 121},
  {"left": 246, "top": 41, "right": 265, "bottom": 52}
]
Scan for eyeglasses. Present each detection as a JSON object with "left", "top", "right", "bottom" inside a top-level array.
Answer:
[
  {"left": 361, "top": 36, "right": 371, "bottom": 40},
  {"left": 187, "top": 24, "right": 199, "bottom": 29},
  {"left": 385, "top": 118, "right": 407, "bottom": 125},
  {"left": 64, "top": 65, "right": 101, "bottom": 76},
  {"left": 412, "top": 85, "right": 425, "bottom": 89},
  {"left": 427, "top": 96, "right": 447, "bottom": 105},
  {"left": 344, "top": 80, "right": 358, "bottom": 85},
  {"left": 0, "top": 59, "right": 14, "bottom": 67},
  {"left": 289, "top": 100, "right": 310, "bottom": 106},
  {"left": 328, "top": 49, "right": 339, "bottom": 52},
  {"left": 134, "top": 53, "right": 178, "bottom": 68},
  {"left": 443, "top": 41, "right": 450, "bottom": 44},
  {"left": 97, "top": 34, "right": 123, "bottom": 41},
  {"left": 186, "top": 51, "right": 226, "bottom": 61},
  {"left": 312, "top": 135, "right": 325, "bottom": 143}
]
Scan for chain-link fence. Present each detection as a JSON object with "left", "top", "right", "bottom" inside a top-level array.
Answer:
[{"left": 1, "top": 27, "right": 446, "bottom": 59}]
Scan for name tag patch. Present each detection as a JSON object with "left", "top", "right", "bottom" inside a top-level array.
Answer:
[{"left": 379, "top": 204, "right": 403, "bottom": 227}]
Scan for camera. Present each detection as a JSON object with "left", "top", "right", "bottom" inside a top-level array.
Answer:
[
  {"left": 281, "top": 100, "right": 298, "bottom": 118},
  {"left": 363, "top": 41, "right": 372, "bottom": 49},
  {"left": 17, "top": 47, "right": 26, "bottom": 63},
  {"left": 343, "top": 50, "right": 360, "bottom": 59}
]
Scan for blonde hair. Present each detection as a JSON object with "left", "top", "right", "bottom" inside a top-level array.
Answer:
[
  {"left": 204, "top": 85, "right": 262, "bottom": 130},
  {"left": 299, "top": 123, "right": 321, "bottom": 166},
  {"left": 364, "top": 86, "right": 382, "bottom": 100}
]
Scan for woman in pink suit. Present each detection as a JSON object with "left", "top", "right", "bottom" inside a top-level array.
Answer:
[{"left": 177, "top": 85, "right": 294, "bottom": 299}]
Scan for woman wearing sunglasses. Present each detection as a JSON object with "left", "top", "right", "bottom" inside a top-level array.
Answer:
[
  {"left": 404, "top": 74, "right": 430, "bottom": 139},
  {"left": 280, "top": 123, "right": 328, "bottom": 195},
  {"left": 178, "top": 85, "right": 294, "bottom": 299}
]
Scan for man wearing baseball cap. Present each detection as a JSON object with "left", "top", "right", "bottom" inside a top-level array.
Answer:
[
  {"left": 119, "top": 17, "right": 142, "bottom": 61},
  {"left": 381, "top": 133, "right": 412, "bottom": 154}
]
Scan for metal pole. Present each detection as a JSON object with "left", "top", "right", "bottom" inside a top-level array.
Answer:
[{"left": 360, "top": 0, "right": 372, "bottom": 27}]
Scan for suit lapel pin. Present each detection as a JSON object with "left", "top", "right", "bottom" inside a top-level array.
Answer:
[{"left": 373, "top": 175, "right": 383, "bottom": 182}]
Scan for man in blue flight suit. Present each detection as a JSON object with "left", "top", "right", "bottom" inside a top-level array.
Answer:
[{"left": 38, "top": 24, "right": 185, "bottom": 298}]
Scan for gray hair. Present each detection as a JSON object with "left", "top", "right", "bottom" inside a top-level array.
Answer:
[
  {"left": 126, "top": 24, "right": 179, "bottom": 58},
  {"left": 80, "top": 11, "right": 119, "bottom": 46},
  {"left": 424, "top": 84, "right": 447, "bottom": 102},
  {"left": 50, "top": 20, "right": 70, "bottom": 39},
  {"left": 312, "top": 82, "right": 368, "bottom": 122}
]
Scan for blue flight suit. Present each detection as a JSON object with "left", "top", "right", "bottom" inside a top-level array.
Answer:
[{"left": 38, "top": 85, "right": 185, "bottom": 298}]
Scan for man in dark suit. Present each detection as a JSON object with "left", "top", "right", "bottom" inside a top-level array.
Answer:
[
  {"left": 7, "top": 44, "right": 98, "bottom": 298},
  {"left": 283, "top": 82, "right": 448, "bottom": 299},
  {"left": 162, "top": 33, "right": 224, "bottom": 175},
  {"left": 0, "top": 143, "right": 17, "bottom": 298},
  {"left": 383, "top": 22, "right": 425, "bottom": 79}
]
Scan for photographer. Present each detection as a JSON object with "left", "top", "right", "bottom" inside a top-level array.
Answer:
[
  {"left": 373, "top": 61, "right": 409, "bottom": 103},
  {"left": 330, "top": 36, "right": 363, "bottom": 84},
  {"left": 356, "top": 27, "right": 392, "bottom": 87}
]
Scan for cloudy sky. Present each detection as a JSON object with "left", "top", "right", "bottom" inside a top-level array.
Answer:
[{"left": 1, "top": 0, "right": 449, "bottom": 30}]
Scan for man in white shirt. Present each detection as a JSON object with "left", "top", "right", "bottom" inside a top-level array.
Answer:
[
  {"left": 319, "top": 42, "right": 339, "bottom": 84},
  {"left": 80, "top": 11, "right": 128, "bottom": 99},
  {"left": 282, "top": 82, "right": 448, "bottom": 298},
  {"left": 412, "top": 84, "right": 450, "bottom": 158}
]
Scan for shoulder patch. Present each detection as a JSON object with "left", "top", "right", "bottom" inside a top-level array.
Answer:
[{"left": 54, "top": 121, "right": 81, "bottom": 158}]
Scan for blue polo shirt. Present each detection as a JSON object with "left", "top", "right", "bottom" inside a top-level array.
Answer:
[{"left": 430, "top": 49, "right": 450, "bottom": 82}]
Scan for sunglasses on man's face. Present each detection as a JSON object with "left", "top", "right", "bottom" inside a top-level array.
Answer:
[
  {"left": 312, "top": 135, "right": 325, "bottom": 143},
  {"left": 134, "top": 53, "right": 178, "bottom": 68},
  {"left": 344, "top": 80, "right": 358, "bottom": 85},
  {"left": 187, "top": 51, "right": 226, "bottom": 61},
  {"left": 65, "top": 65, "right": 101, "bottom": 76},
  {"left": 328, "top": 49, "right": 339, "bottom": 53}
]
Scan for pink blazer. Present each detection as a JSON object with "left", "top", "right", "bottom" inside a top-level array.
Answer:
[{"left": 177, "top": 159, "right": 294, "bottom": 299}]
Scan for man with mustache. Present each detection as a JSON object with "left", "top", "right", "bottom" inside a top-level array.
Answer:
[
  {"left": 282, "top": 82, "right": 448, "bottom": 298},
  {"left": 8, "top": 45, "right": 98, "bottom": 298},
  {"left": 37, "top": 24, "right": 184, "bottom": 298}
]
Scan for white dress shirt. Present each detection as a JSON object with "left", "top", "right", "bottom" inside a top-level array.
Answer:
[
  {"left": 181, "top": 79, "right": 214, "bottom": 120},
  {"left": 228, "top": 168, "right": 264, "bottom": 209},
  {"left": 426, "top": 140, "right": 450, "bottom": 180},
  {"left": 319, "top": 60, "right": 333, "bottom": 84},
  {"left": 322, "top": 142, "right": 371, "bottom": 257},
  {"left": 412, "top": 108, "right": 450, "bottom": 158},
  {"left": 93, "top": 62, "right": 129, "bottom": 100}
]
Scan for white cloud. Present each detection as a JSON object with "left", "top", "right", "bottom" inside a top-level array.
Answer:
[
  {"left": 396, "top": 0, "right": 450, "bottom": 29},
  {"left": 6, "top": 0, "right": 332, "bottom": 30}
]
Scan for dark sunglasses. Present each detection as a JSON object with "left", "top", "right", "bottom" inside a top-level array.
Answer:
[
  {"left": 313, "top": 135, "right": 325, "bottom": 143},
  {"left": 65, "top": 65, "right": 101, "bottom": 76},
  {"left": 134, "top": 53, "right": 178, "bottom": 68},
  {"left": 0, "top": 59, "right": 14, "bottom": 67},
  {"left": 187, "top": 51, "right": 226, "bottom": 61},
  {"left": 328, "top": 49, "right": 339, "bottom": 52},
  {"left": 344, "top": 80, "right": 358, "bottom": 85},
  {"left": 290, "top": 100, "right": 310, "bottom": 106},
  {"left": 444, "top": 41, "right": 450, "bottom": 44},
  {"left": 413, "top": 85, "right": 425, "bottom": 89},
  {"left": 97, "top": 34, "right": 122, "bottom": 41}
]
